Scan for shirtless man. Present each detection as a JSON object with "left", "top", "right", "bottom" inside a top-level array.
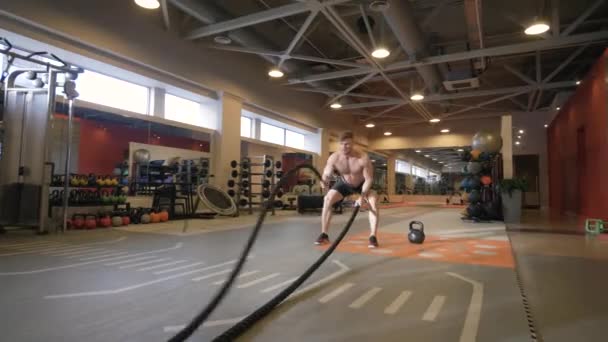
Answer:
[{"left": 315, "top": 131, "right": 379, "bottom": 248}]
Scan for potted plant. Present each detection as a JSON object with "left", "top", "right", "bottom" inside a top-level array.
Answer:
[{"left": 499, "top": 178, "right": 528, "bottom": 223}]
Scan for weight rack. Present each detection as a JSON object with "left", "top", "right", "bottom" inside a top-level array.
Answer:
[{"left": 228, "top": 155, "right": 283, "bottom": 216}]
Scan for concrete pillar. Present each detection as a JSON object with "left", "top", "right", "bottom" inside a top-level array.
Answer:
[
  {"left": 211, "top": 92, "right": 242, "bottom": 190},
  {"left": 501, "top": 115, "right": 513, "bottom": 178},
  {"left": 387, "top": 155, "right": 396, "bottom": 197},
  {"left": 253, "top": 118, "right": 262, "bottom": 140},
  {"left": 150, "top": 87, "right": 165, "bottom": 118}
]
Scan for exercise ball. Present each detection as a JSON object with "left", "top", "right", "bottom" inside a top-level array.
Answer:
[
  {"left": 481, "top": 175, "right": 492, "bottom": 186},
  {"left": 472, "top": 131, "right": 503, "bottom": 153},
  {"left": 112, "top": 216, "right": 123, "bottom": 227},
  {"left": 140, "top": 213, "right": 151, "bottom": 224},
  {"left": 468, "top": 189, "right": 481, "bottom": 203},
  {"left": 467, "top": 162, "right": 482, "bottom": 174},
  {"left": 470, "top": 149, "right": 482, "bottom": 160},
  {"left": 460, "top": 177, "right": 470, "bottom": 190},
  {"left": 468, "top": 176, "right": 481, "bottom": 190},
  {"left": 133, "top": 149, "right": 151, "bottom": 163}
]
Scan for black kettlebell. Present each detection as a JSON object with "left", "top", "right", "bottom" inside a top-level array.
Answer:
[{"left": 408, "top": 221, "right": 425, "bottom": 244}]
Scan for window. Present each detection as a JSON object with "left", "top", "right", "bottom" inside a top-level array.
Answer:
[
  {"left": 241, "top": 116, "right": 252, "bottom": 138},
  {"left": 164, "top": 93, "right": 203, "bottom": 126},
  {"left": 428, "top": 171, "right": 440, "bottom": 182},
  {"left": 412, "top": 165, "right": 427, "bottom": 178},
  {"left": 260, "top": 122, "right": 285, "bottom": 145},
  {"left": 285, "top": 130, "right": 304, "bottom": 149},
  {"left": 77, "top": 70, "right": 149, "bottom": 114},
  {"left": 395, "top": 160, "right": 411, "bottom": 174}
]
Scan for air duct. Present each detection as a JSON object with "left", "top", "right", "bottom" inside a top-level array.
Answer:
[{"left": 382, "top": 0, "right": 444, "bottom": 94}]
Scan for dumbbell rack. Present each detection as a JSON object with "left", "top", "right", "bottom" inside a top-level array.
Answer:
[{"left": 228, "top": 155, "right": 283, "bottom": 216}]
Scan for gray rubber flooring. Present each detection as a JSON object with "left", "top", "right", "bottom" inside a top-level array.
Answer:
[{"left": 0, "top": 208, "right": 530, "bottom": 341}]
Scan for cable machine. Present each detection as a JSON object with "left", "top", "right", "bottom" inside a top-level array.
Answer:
[{"left": 0, "top": 37, "right": 83, "bottom": 234}]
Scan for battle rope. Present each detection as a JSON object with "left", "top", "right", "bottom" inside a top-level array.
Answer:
[{"left": 168, "top": 165, "right": 359, "bottom": 342}]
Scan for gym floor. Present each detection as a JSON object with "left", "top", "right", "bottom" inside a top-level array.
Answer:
[{"left": 1, "top": 207, "right": 606, "bottom": 342}]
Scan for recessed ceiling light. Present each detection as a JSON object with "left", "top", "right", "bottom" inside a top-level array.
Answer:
[
  {"left": 415, "top": 150, "right": 422, "bottom": 153},
  {"left": 517, "top": 135, "right": 522, "bottom": 139},
  {"left": 382, "top": 163, "right": 387, "bottom": 166},
  {"left": 429, "top": 118, "right": 440, "bottom": 123},
  {"left": 330, "top": 103, "right": 342, "bottom": 109},
  {"left": 268, "top": 68, "right": 284, "bottom": 78},
  {"left": 214, "top": 36, "right": 232, "bottom": 45},
  {"left": 371, "top": 48, "right": 390, "bottom": 58},
  {"left": 432, "top": 158, "right": 437, "bottom": 161},
  {"left": 134, "top": 0, "right": 160, "bottom": 9},
  {"left": 371, "top": 159, "right": 376, "bottom": 163},
  {"left": 544, "top": 124, "right": 548, "bottom": 128},
  {"left": 525, "top": 21, "right": 550, "bottom": 35},
  {"left": 440, "top": 129, "right": 450, "bottom": 133},
  {"left": 410, "top": 93, "right": 424, "bottom": 101},
  {"left": 457, "top": 148, "right": 464, "bottom": 152},
  {"left": 576, "top": 80, "right": 581, "bottom": 85},
  {"left": 519, "top": 129, "right": 524, "bottom": 134},
  {"left": 424, "top": 155, "right": 430, "bottom": 157},
  {"left": 365, "top": 123, "right": 375, "bottom": 128},
  {"left": 384, "top": 131, "right": 392, "bottom": 136},
  {"left": 515, "top": 141, "right": 521, "bottom": 145},
  {"left": 556, "top": 107, "right": 561, "bottom": 110}
]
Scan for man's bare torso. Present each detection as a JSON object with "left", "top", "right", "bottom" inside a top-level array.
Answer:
[{"left": 331, "top": 150, "right": 367, "bottom": 186}]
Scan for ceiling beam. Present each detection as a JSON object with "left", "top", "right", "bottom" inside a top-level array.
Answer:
[
  {"left": 386, "top": 30, "right": 608, "bottom": 71},
  {"left": 185, "top": 0, "right": 350, "bottom": 40},
  {"left": 338, "top": 81, "right": 577, "bottom": 109},
  {"left": 289, "top": 87, "right": 401, "bottom": 101},
  {"left": 504, "top": 64, "right": 536, "bottom": 85},
  {"left": 287, "top": 67, "right": 375, "bottom": 84},
  {"left": 561, "top": 0, "right": 605, "bottom": 36},
  {"left": 365, "top": 104, "right": 406, "bottom": 121},
  {"left": 443, "top": 90, "right": 531, "bottom": 117},
  {"left": 279, "top": 10, "right": 318, "bottom": 68},
  {"left": 542, "top": 44, "right": 588, "bottom": 83},
  {"left": 160, "top": 0, "right": 171, "bottom": 30},
  {"left": 325, "top": 72, "right": 378, "bottom": 106},
  {"left": 552, "top": 0, "right": 560, "bottom": 37},
  {"left": 421, "top": 0, "right": 453, "bottom": 28}
]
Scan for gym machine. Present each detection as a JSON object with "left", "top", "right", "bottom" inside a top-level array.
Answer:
[
  {"left": 0, "top": 37, "right": 83, "bottom": 234},
  {"left": 227, "top": 155, "right": 283, "bottom": 216}
]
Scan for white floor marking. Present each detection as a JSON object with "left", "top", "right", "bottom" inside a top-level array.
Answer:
[
  {"left": 349, "top": 287, "right": 382, "bottom": 309},
  {"left": 13, "top": 244, "right": 65, "bottom": 252},
  {"left": 42, "top": 246, "right": 101, "bottom": 254},
  {"left": 137, "top": 260, "right": 188, "bottom": 272},
  {"left": 482, "top": 236, "right": 508, "bottom": 241},
  {"left": 78, "top": 252, "right": 129, "bottom": 260},
  {"left": 191, "top": 269, "right": 231, "bottom": 282},
  {"left": 214, "top": 270, "right": 260, "bottom": 285},
  {"left": 237, "top": 273, "right": 280, "bottom": 289},
  {"left": 419, "top": 252, "right": 444, "bottom": 258},
  {"left": 474, "top": 244, "right": 497, "bottom": 249},
  {"left": 153, "top": 262, "right": 205, "bottom": 275},
  {"left": 319, "top": 282, "right": 354, "bottom": 304},
  {"left": 119, "top": 258, "right": 170, "bottom": 269},
  {"left": 45, "top": 259, "right": 240, "bottom": 299},
  {"left": 105, "top": 256, "right": 157, "bottom": 266},
  {"left": 0, "top": 243, "right": 182, "bottom": 275},
  {"left": 33, "top": 245, "right": 89, "bottom": 253},
  {"left": 446, "top": 272, "right": 483, "bottom": 342},
  {"left": 473, "top": 250, "right": 497, "bottom": 256},
  {"left": 1, "top": 241, "right": 56, "bottom": 248},
  {"left": 261, "top": 276, "right": 298, "bottom": 293},
  {"left": 384, "top": 290, "right": 412, "bottom": 315},
  {"left": 291, "top": 260, "right": 350, "bottom": 298},
  {"left": 48, "top": 248, "right": 106, "bottom": 256},
  {"left": 163, "top": 316, "right": 247, "bottom": 332},
  {"left": 422, "top": 295, "right": 446, "bottom": 321}
]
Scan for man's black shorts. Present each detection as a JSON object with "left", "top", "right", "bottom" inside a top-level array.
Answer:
[{"left": 331, "top": 177, "right": 363, "bottom": 197}]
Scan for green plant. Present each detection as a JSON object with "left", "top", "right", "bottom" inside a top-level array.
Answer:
[{"left": 499, "top": 178, "right": 528, "bottom": 196}]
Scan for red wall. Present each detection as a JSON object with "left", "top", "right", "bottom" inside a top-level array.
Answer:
[
  {"left": 54, "top": 115, "right": 210, "bottom": 175},
  {"left": 547, "top": 50, "right": 608, "bottom": 220}
]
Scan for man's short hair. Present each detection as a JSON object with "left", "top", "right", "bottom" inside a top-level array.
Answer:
[{"left": 339, "top": 131, "right": 354, "bottom": 142}]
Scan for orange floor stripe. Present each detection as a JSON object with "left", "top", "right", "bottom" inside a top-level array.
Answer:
[{"left": 320, "top": 231, "right": 514, "bottom": 269}]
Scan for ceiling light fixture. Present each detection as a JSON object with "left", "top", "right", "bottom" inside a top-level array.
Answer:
[
  {"left": 556, "top": 107, "right": 561, "bottom": 110},
  {"left": 134, "top": 0, "right": 160, "bottom": 9},
  {"left": 432, "top": 158, "right": 437, "bottom": 161},
  {"left": 457, "top": 148, "right": 464, "bottom": 152},
  {"left": 544, "top": 124, "right": 548, "bottom": 128},
  {"left": 365, "top": 123, "right": 375, "bottom": 128},
  {"left": 371, "top": 48, "right": 390, "bottom": 59},
  {"left": 410, "top": 93, "right": 424, "bottom": 101},
  {"left": 515, "top": 141, "right": 521, "bottom": 145},
  {"left": 440, "top": 129, "right": 450, "bottom": 133},
  {"left": 415, "top": 150, "right": 422, "bottom": 153},
  {"left": 429, "top": 118, "right": 441, "bottom": 123},
  {"left": 525, "top": 19, "right": 550, "bottom": 35},
  {"left": 330, "top": 103, "right": 342, "bottom": 109},
  {"left": 576, "top": 80, "right": 581, "bottom": 85},
  {"left": 268, "top": 68, "right": 284, "bottom": 78},
  {"left": 214, "top": 36, "right": 232, "bottom": 45},
  {"left": 517, "top": 135, "right": 521, "bottom": 139},
  {"left": 424, "top": 155, "right": 430, "bottom": 158},
  {"left": 519, "top": 129, "right": 524, "bottom": 134},
  {"left": 384, "top": 131, "right": 392, "bottom": 136}
]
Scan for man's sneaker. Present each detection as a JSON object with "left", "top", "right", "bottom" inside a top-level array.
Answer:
[
  {"left": 368, "top": 235, "right": 379, "bottom": 248},
  {"left": 315, "top": 233, "right": 330, "bottom": 245}
]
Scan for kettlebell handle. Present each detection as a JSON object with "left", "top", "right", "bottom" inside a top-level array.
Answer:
[{"left": 409, "top": 221, "right": 424, "bottom": 232}]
